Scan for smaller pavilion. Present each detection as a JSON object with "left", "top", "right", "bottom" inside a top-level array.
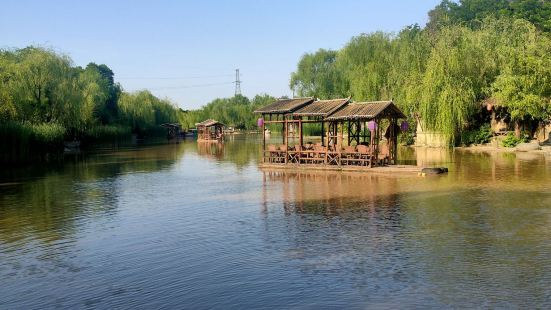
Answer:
[{"left": 196, "top": 119, "right": 225, "bottom": 142}]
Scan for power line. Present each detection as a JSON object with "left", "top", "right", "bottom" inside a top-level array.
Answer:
[
  {"left": 117, "top": 74, "right": 234, "bottom": 80},
  {"left": 146, "top": 81, "right": 234, "bottom": 91}
]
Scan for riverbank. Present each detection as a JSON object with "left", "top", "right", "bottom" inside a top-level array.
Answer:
[
  {"left": 0, "top": 121, "right": 171, "bottom": 165},
  {"left": 455, "top": 143, "right": 551, "bottom": 155}
]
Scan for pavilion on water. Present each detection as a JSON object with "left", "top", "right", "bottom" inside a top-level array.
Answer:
[
  {"left": 196, "top": 119, "right": 225, "bottom": 142},
  {"left": 254, "top": 97, "right": 407, "bottom": 168}
]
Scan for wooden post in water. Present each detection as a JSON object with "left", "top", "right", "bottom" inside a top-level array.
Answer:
[{"left": 262, "top": 115, "right": 266, "bottom": 163}]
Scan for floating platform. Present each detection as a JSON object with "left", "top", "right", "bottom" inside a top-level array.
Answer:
[
  {"left": 259, "top": 163, "right": 449, "bottom": 176},
  {"left": 259, "top": 163, "right": 429, "bottom": 175}
]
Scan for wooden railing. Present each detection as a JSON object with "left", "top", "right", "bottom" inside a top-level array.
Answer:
[{"left": 263, "top": 144, "right": 390, "bottom": 167}]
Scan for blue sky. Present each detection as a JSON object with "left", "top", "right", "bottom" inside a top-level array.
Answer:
[{"left": 1, "top": 0, "right": 440, "bottom": 109}]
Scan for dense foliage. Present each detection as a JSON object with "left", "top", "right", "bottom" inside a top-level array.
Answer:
[
  {"left": 460, "top": 124, "right": 493, "bottom": 146},
  {"left": 427, "top": 0, "right": 551, "bottom": 33},
  {"left": 0, "top": 47, "right": 182, "bottom": 161},
  {"left": 290, "top": 2, "right": 551, "bottom": 145}
]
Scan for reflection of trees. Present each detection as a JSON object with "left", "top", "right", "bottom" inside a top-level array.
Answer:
[
  {"left": 452, "top": 149, "right": 550, "bottom": 186},
  {"left": 0, "top": 143, "right": 186, "bottom": 253},
  {"left": 259, "top": 165, "right": 551, "bottom": 307},
  {"left": 404, "top": 188, "right": 551, "bottom": 307}
]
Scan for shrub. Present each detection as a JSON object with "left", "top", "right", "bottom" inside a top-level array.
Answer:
[
  {"left": 460, "top": 124, "right": 493, "bottom": 146},
  {"left": 31, "top": 123, "right": 66, "bottom": 146},
  {"left": 501, "top": 132, "right": 530, "bottom": 147},
  {"left": 399, "top": 131, "right": 415, "bottom": 145}
]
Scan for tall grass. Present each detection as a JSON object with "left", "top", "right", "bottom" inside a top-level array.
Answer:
[
  {"left": 82, "top": 125, "right": 132, "bottom": 143},
  {"left": 0, "top": 122, "right": 65, "bottom": 163}
]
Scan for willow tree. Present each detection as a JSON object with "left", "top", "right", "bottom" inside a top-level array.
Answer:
[
  {"left": 0, "top": 52, "right": 16, "bottom": 121},
  {"left": 386, "top": 24, "right": 431, "bottom": 115},
  {"left": 490, "top": 19, "right": 551, "bottom": 136},
  {"left": 337, "top": 32, "right": 394, "bottom": 101},
  {"left": 418, "top": 24, "right": 495, "bottom": 144},
  {"left": 289, "top": 49, "right": 348, "bottom": 99}
]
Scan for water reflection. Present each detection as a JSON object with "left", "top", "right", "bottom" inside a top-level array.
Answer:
[
  {"left": 1, "top": 136, "right": 551, "bottom": 308},
  {"left": 259, "top": 164, "right": 551, "bottom": 307},
  {"left": 0, "top": 143, "right": 187, "bottom": 260},
  {"left": 194, "top": 134, "right": 261, "bottom": 168}
]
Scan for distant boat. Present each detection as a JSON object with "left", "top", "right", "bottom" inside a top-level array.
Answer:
[{"left": 64, "top": 140, "right": 81, "bottom": 153}]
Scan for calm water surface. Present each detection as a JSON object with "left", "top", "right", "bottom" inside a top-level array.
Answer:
[{"left": 1, "top": 135, "right": 551, "bottom": 309}]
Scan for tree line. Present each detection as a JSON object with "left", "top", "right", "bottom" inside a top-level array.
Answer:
[
  {"left": 0, "top": 46, "right": 182, "bottom": 161},
  {"left": 179, "top": 94, "right": 276, "bottom": 131},
  {"left": 289, "top": 0, "right": 551, "bottom": 145}
]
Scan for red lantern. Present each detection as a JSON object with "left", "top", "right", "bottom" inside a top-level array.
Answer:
[
  {"left": 367, "top": 121, "right": 377, "bottom": 131},
  {"left": 257, "top": 118, "right": 264, "bottom": 127},
  {"left": 400, "top": 121, "right": 409, "bottom": 132}
]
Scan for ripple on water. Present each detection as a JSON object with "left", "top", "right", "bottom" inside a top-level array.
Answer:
[{"left": 1, "top": 140, "right": 551, "bottom": 308}]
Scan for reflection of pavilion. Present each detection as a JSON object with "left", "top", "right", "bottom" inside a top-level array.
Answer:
[
  {"left": 196, "top": 142, "right": 224, "bottom": 160},
  {"left": 261, "top": 170, "right": 402, "bottom": 217}
]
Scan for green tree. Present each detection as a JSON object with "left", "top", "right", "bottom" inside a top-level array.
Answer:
[
  {"left": 491, "top": 19, "right": 551, "bottom": 136},
  {"left": 290, "top": 49, "right": 348, "bottom": 98}
]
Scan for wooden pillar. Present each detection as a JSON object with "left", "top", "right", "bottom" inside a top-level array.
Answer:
[
  {"left": 324, "top": 123, "right": 329, "bottom": 164},
  {"left": 321, "top": 120, "right": 325, "bottom": 146},
  {"left": 338, "top": 121, "right": 343, "bottom": 166},
  {"left": 284, "top": 118, "right": 288, "bottom": 164},
  {"left": 262, "top": 115, "right": 266, "bottom": 163},
  {"left": 356, "top": 120, "right": 361, "bottom": 144},
  {"left": 282, "top": 116, "right": 286, "bottom": 145},
  {"left": 299, "top": 118, "right": 303, "bottom": 147},
  {"left": 375, "top": 118, "right": 381, "bottom": 165},
  {"left": 347, "top": 120, "right": 351, "bottom": 145}
]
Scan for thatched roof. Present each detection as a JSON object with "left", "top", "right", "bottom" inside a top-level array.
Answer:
[
  {"left": 325, "top": 101, "right": 406, "bottom": 121},
  {"left": 293, "top": 98, "right": 350, "bottom": 117},
  {"left": 196, "top": 119, "right": 224, "bottom": 127},
  {"left": 254, "top": 97, "right": 314, "bottom": 114}
]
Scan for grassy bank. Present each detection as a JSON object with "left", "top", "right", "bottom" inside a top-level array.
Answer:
[
  {"left": 0, "top": 122, "right": 173, "bottom": 164},
  {"left": 0, "top": 122, "right": 65, "bottom": 163}
]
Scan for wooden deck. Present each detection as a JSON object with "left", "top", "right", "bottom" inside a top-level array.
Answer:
[{"left": 259, "top": 163, "right": 423, "bottom": 175}]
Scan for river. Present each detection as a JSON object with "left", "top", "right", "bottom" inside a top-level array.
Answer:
[{"left": 1, "top": 135, "right": 551, "bottom": 309}]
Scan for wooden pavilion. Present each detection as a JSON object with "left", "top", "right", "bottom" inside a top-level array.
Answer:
[
  {"left": 254, "top": 98, "right": 406, "bottom": 168},
  {"left": 196, "top": 119, "right": 225, "bottom": 142}
]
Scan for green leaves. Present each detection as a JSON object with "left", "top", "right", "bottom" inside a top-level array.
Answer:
[
  {"left": 181, "top": 94, "right": 276, "bottom": 131},
  {"left": 490, "top": 19, "right": 551, "bottom": 122},
  {"left": 0, "top": 46, "right": 181, "bottom": 139},
  {"left": 288, "top": 13, "right": 551, "bottom": 146},
  {"left": 290, "top": 49, "right": 348, "bottom": 99}
]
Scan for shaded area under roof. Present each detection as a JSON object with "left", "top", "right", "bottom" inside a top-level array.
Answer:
[
  {"left": 254, "top": 97, "right": 314, "bottom": 114},
  {"left": 292, "top": 98, "right": 350, "bottom": 117},
  {"left": 325, "top": 101, "right": 406, "bottom": 121},
  {"left": 196, "top": 119, "right": 224, "bottom": 127}
]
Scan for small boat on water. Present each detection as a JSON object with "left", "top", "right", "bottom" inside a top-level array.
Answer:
[{"left": 64, "top": 140, "right": 81, "bottom": 153}]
